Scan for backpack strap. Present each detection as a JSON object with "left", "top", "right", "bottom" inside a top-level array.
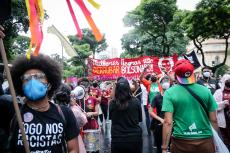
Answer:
[
  {"left": 180, "top": 85, "right": 209, "bottom": 117},
  {"left": 55, "top": 104, "right": 67, "bottom": 126},
  {"left": 54, "top": 104, "right": 68, "bottom": 153}
]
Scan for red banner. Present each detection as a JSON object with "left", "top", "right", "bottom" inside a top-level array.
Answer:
[{"left": 88, "top": 55, "right": 178, "bottom": 80}]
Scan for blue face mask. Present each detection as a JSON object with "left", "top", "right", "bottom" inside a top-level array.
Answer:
[{"left": 23, "top": 79, "right": 48, "bottom": 101}]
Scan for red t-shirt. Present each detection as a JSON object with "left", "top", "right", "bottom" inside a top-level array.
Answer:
[
  {"left": 85, "top": 96, "right": 98, "bottom": 112},
  {"left": 90, "top": 87, "right": 101, "bottom": 98},
  {"left": 101, "top": 90, "right": 110, "bottom": 105}
]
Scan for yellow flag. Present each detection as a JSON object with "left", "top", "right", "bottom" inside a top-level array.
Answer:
[{"left": 88, "top": 0, "right": 100, "bottom": 9}]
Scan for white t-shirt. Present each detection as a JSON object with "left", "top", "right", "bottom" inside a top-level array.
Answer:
[{"left": 140, "top": 84, "right": 148, "bottom": 105}]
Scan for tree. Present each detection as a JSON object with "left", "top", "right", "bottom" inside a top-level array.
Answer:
[
  {"left": 68, "top": 28, "right": 108, "bottom": 58},
  {"left": 120, "top": 29, "right": 144, "bottom": 58},
  {"left": 67, "top": 29, "right": 108, "bottom": 77},
  {"left": 183, "top": 0, "right": 230, "bottom": 73},
  {"left": 63, "top": 64, "right": 84, "bottom": 78},
  {"left": 11, "top": 35, "right": 30, "bottom": 57},
  {"left": 62, "top": 42, "right": 92, "bottom": 78},
  {"left": 49, "top": 53, "right": 85, "bottom": 78},
  {"left": 121, "top": 0, "right": 189, "bottom": 57},
  {"left": 216, "top": 65, "right": 230, "bottom": 77},
  {"left": 69, "top": 44, "right": 91, "bottom": 76},
  {"left": 1, "top": 0, "right": 29, "bottom": 60}
]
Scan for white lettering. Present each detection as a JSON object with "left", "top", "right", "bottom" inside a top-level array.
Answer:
[
  {"left": 30, "top": 135, "right": 36, "bottom": 147},
  {"left": 17, "top": 123, "right": 64, "bottom": 148},
  {"left": 57, "top": 134, "right": 63, "bottom": 144},
  {"left": 93, "top": 59, "right": 119, "bottom": 66},
  {"left": 46, "top": 135, "right": 52, "bottom": 146},
  {"left": 46, "top": 124, "right": 52, "bottom": 134},
  {"left": 17, "top": 133, "right": 23, "bottom": 145},
  {"left": 29, "top": 123, "right": 36, "bottom": 135},
  {"left": 39, "top": 135, "right": 46, "bottom": 147},
  {"left": 51, "top": 135, "right": 57, "bottom": 146},
  {"left": 58, "top": 123, "right": 63, "bottom": 133},
  {"left": 36, "top": 124, "right": 42, "bottom": 135},
  {"left": 24, "top": 123, "right": 29, "bottom": 133},
  {"left": 52, "top": 124, "right": 58, "bottom": 134},
  {"left": 121, "top": 65, "right": 145, "bottom": 74}
]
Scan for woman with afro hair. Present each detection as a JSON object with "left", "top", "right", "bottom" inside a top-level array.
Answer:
[{"left": 10, "top": 54, "right": 80, "bottom": 153}]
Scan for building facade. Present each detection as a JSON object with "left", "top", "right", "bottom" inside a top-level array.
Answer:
[{"left": 187, "top": 39, "right": 230, "bottom": 68}]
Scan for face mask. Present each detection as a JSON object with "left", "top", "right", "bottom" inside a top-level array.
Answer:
[
  {"left": 151, "top": 76, "right": 157, "bottom": 82},
  {"left": 162, "top": 82, "right": 170, "bottom": 90},
  {"left": 203, "top": 72, "right": 211, "bottom": 78},
  {"left": 92, "top": 83, "right": 98, "bottom": 88},
  {"left": 225, "top": 81, "right": 230, "bottom": 88},
  {"left": 23, "top": 79, "right": 48, "bottom": 102}
]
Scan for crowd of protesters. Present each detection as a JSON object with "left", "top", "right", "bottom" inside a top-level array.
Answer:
[{"left": 0, "top": 26, "right": 230, "bottom": 153}]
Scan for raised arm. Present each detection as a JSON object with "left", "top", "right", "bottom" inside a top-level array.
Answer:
[{"left": 140, "top": 65, "right": 149, "bottom": 81}]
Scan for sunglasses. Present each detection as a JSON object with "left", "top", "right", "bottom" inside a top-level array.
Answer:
[{"left": 21, "top": 73, "right": 46, "bottom": 81}]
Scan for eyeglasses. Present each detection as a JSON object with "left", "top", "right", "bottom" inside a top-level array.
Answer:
[{"left": 21, "top": 73, "right": 46, "bottom": 81}]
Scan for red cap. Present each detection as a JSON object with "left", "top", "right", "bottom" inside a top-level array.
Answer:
[{"left": 174, "top": 59, "right": 196, "bottom": 84}]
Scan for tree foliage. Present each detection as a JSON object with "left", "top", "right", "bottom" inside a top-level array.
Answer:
[
  {"left": 183, "top": 0, "right": 230, "bottom": 72},
  {"left": 68, "top": 28, "right": 108, "bottom": 57},
  {"left": 63, "top": 30, "right": 104, "bottom": 78},
  {"left": 216, "top": 65, "right": 230, "bottom": 77},
  {"left": 1, "top": 0, "right": 29, "bottom": 60},
  {"left": 49, "top": 53, "right": 84, "bottom": 78},
  {"left": 11, "top": 35, "right": 30, "bottom": 58},
  {"left": 121, "top": 0, "right": 189, "bottom": 57},
  {"left": 66, "top": 44, "right": 91, "bottom": 77}
]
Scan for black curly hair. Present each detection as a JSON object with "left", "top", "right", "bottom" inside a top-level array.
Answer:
[
  {"left": 53, "top": 83, "right": 71, "bottom": 105},
  {"left": 10, "top": 54, "right": 62, "bottom": 98}
]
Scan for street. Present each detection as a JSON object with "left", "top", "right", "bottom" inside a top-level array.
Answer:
[
  {"left": 99, "top": 120, "right": 154, "bottom": 153},
  {"left": 98, "top": 106, "right": 155, "bottom": 153}
]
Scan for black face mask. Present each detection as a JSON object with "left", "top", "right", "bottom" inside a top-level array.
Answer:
[
  {"left": 151, "top": 76, "right": 157, "bottom": 82},
  {"left": 92, "top": 83, "right": 98, "bottom": 88},
  {"left": 225, "top": 81, "right": 230, "bottom": 88}
]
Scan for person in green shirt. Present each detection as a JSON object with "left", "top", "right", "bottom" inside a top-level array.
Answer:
[
  {"left": 140, "top": 65, "right": 162, "bottom": 136},
  {"left": 161, "top": 59, "right": 218, "bottom": 153}
]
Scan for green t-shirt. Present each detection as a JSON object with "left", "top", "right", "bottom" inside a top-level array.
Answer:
[
  {"left": 149, "top": 83, "right": 160, "bottom": 103},
  {"left": 162, "top": 83, "right": 217, "bottom": 139}
]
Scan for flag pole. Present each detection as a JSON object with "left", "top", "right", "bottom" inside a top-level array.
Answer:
[{"left": 0, "top": 38, "right": 30, "bottom": 153}]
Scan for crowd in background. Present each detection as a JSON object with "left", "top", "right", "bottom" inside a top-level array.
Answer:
[{"left": 0, "top": 52, "right": 229, "bottom": 153}]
